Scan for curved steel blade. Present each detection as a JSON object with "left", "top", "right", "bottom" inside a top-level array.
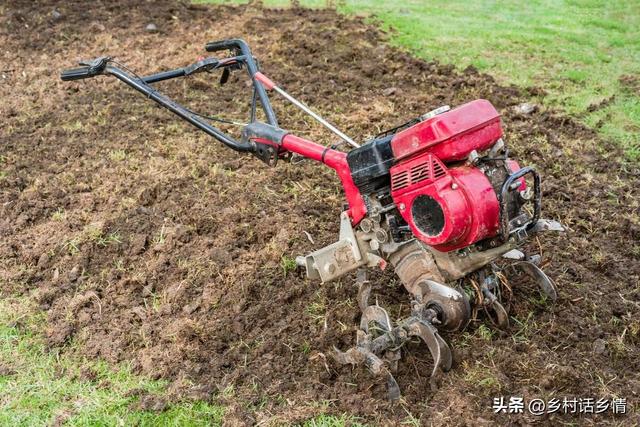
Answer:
[
  {"left": 485, "top": 300, "right": 510, "bottom": 330},
  {"left": 433, "top": 333, "right": 452, "bottom": 371},
  {"left": 514, "top": 261, "right": 558, "bottom": 301},
  {"left": 332, "top": 346, "right": 364, "bottom": 365},
  {"left": 356, "top": 271, "right": 372, "bottom": 313},
  {"left": 360, "top": 347, "right": 401, "bottom": 401},
  {"left": 360, "top": 305, "right": 392, "bottom": 333},
  {"left": 408, "top": 320, "right": 452, "bottom": 379},
  {"left": 385, "top": 372, "right": 401, "bottom": 401}
]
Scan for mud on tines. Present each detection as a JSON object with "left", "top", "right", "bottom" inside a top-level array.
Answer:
[{"left": 2, "top": 0, "right": 639, "bottom": 424}]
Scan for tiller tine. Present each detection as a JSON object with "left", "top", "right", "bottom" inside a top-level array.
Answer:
[
  {"left": 480, "top": 281, "right": 510, "bottom": 330},
  {"left": 356, "top": 270, "right": 372, "bottom": 313},
  {"left": 513, "top": 261, "right": 558, "bottom": 301},
  {"left": 333, "top": 346, "right": 401, "bottom": 400},
  {"left": 406, "top": 319, "right": 452, "bottom": 383},
  {"left": 485, "top": 299, "right": 510, "bottom": 330},
  {"left": 334, "top": 295, "right": 452, "bottom": 400},
  {"left": 360, "top": 305, "right": 392, "bottom": 333}
]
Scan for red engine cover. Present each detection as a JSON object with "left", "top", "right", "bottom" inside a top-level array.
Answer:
[
  {"left": 389, "top": 99, "right": 506, "bottom": 251},
  {"left": 391, "top": 157, "right": 500, "bottom": 251},
  {"left": 390, "top": 99, "right": 502, "bottom": 162}
]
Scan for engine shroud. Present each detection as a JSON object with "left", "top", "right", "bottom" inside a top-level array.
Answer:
[
  {"left": 390, "top": 99, "right": 502, "bottom": 162},
  {"left": 389, "top": 100, "right": 506, "bottom": 251},
  {"left": 391, "top": 155, "right": 501, "bottom": 251}
]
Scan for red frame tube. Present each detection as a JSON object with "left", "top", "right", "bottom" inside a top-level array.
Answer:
[{"left": 281, "top": 134, "right": 367, "bottom": 224}]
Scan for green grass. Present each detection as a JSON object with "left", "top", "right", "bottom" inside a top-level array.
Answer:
[
  {"left": 303, "top": 413, "right": 365, "bottom": 427},
  {"left": 0, "top": 297, "right": 361, "bottom": 425},
  {"left": 0, "top": 298, "right": 225, "bottom": 426},
  {"left": 202, "top": 0, "right": 640, "bottom": 160}
]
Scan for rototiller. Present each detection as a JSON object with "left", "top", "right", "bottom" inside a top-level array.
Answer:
[{"left": 62, "top": 39, "right": 563, "bottom": 399}]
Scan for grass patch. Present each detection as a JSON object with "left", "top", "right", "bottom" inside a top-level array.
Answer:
[
  {"left": 109, "top": 149, "right": 127, "bottom": 162},
  {"left": 281, "top": 254, "right": 299, "bottom": 276},
  {"left": 51, "top": 208, "right": 66, "bottom": 222},
  {"left": 0, "top": 297, "right": 225, "bottom": 426},
  {"left": 201, "top": 0, "right": 640, "bottom": 159},
  {"left": 0, "top": 297, "right": 369, "bottom": 425},
  {"left": 303, "top": 413, "right": 366, "bottom": 427}
]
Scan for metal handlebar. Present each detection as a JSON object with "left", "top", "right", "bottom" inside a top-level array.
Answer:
[
  {"left": 205, "top": 38, "right": 278, "bottom": 127},
  {"left": 60, "top": 40, "right": 283, "bottom": 157},
  {"left": 60, "top": 66, "right": 93, "bottom": 81},
  {"left": 60, "top": 56, "right": 110, "bottom": 81}
]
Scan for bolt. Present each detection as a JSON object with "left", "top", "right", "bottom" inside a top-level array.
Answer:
[
  {"left": 375, "top": 229, "right": 388, "bottom": 243},
  {"left": 451, "top": 183, "right": 459, "bottom": 190},
  {"left": 399, "top": 203, "right": 405, "bottom": 211}
]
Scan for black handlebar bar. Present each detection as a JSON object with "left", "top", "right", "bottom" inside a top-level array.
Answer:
[
  {"left": 204, "top": 38, "right": 278, "bottom": 127},
  {"left": 205, "top": 39, "right": 242, "bottom": 53},
  {"left": 60, "top": 56, "right": 110, "bottom": 81},
  {"left": 59, "top": 39, "right": 281, "bottom": 160},
  {"left": 60, "top": 66, "right": 93, "bottom": 81}
]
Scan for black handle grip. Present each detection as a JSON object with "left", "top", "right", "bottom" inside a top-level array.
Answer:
[
  {"left": 61, "top": 56, "right": 111, "bottom": 82},
  {"left": 61, "top": 66, "right": 92, "bottom": 81},
  {"left": 205, "top": 39, "right": 240, "bottom": 53}
]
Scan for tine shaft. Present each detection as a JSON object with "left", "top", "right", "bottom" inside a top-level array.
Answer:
[{"left": 356, "top": 271, "right": 372, "bottom": 312}]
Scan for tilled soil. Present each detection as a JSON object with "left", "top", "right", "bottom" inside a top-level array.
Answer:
[{"left": 1, "top": 1, "right": 639, "bottom": 425}]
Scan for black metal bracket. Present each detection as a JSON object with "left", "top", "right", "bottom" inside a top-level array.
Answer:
[{"left": 498, "top": 166, "right": 541, "bottom": 242}]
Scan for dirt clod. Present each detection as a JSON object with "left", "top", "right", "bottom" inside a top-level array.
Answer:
[{"left": 137, "top": 394, "right": 168, "bottom": 412}]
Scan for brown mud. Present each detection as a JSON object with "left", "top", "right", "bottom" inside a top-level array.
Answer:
[{"left": 1, "top": 1, "right": 639, "bottom": 425}]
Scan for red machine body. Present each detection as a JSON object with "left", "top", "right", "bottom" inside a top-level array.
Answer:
[
  {"left": 389, "top": 100, "right": 507, "bottom": 251},
  {"left": 391, "top": 99, "right": 502, "bottom": 162}
]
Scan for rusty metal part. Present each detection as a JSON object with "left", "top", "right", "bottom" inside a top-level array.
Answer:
[
  {"left": 304, "top": 212, "right": 564, "bottom": 398},
  {"left": 333, "top": 345, "right": 401, "bottom": 400},
  {"left": 389, "top": 241, "right": 470, "bottom": 331},
  {"left": 389, "top": 241, "right": 446, "bottom": 294},
  {"left": 428, "top": 242, "right": 518, "bottom": 282},
  {"left": 485, "top": 300, "right": 509, "bottom": 329},
  {"left": 335, "top": 274, "right": 453, "bottom": 400},
  {"left": 406, "top": 318, "right": 452, "bottom": 391},
  {"left": 334, "top": 311, "right": 451, "bottom": 399},
  {"left": 360, "top": 305, "right": 392, "bottom": 333},
  {"left": 298, "top": 212, "right": 384, "bottom": 283},
  {"left": 512, "top": 261, "right": 558, "bottom": 301},
  {"left": 356, "top": 269, "right": 371, "bottom": 312},
  {"left": 481, "top": 283, "right": 510, "bottom": 329},
  {"left": 428, "top": 218, "right": 565, "bottom": 282}
]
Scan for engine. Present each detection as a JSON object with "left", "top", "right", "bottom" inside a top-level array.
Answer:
[{"left": 347, "top": 99, "right": 534, "bottom": 252}]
